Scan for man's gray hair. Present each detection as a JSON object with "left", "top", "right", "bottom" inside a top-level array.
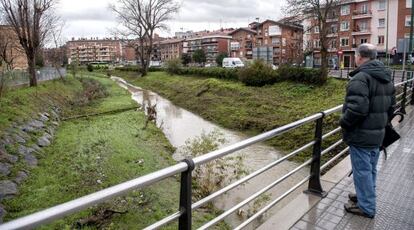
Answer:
[{"left": 356, "top": 43, "right": 377, "bottom": 60}]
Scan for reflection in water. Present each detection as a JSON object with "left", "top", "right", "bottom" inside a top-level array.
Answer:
[{"left": 112, "top": 77, "right": 308, "bottom": 229}]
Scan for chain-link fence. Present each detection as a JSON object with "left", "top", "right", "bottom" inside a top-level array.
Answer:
[{"left": 0, "top": 67, "right": 67, "bottom": 88}]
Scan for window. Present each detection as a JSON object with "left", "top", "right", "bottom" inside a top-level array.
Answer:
[
  {"left": 341, "top": 5, "right": 350, "bottom": 15},
  {"left": 330, "top": 40, "right": 337, "bottom": 49},
  {"left": 407, "top": 0, "right": 412, "bottom": 8},
  {"left": 330, "top": 24, "right": 338, "bottom": 34},
  {"left": 360, "top": 38, "right": 368, "bottom": 44},
  {"left": 356, "top": 21, "right": 369, "bottom": 31},
  {"left": 378, "top": 36, "right": 385, "bottom": 45},
  {"left": 378, "top": 18, "right": 385, "bottom": 28},
  {"left": 378, "top": 0, "right": 386, "bottom": 10},
  {"left": 314, "top": 26, "right": 320, "bottom": 33},
  {"left": 341, "top": 21, "right": 349, "bottom": 31},
  {"left": 264, "top": 39, "right": 268, "bottom": 45},
  {"left": 341, "top": 38, "right": 349, "bottom": 47},
  {"left": 282, "top": 38, "right": 286, "bottom": 46},
  {"left": 361, "top": 3, "right": 368, "bottom": 14},
  {"left": 272, "top": 37, "right": 280, "bottom": 45},
  {"left": 406, "top": 15, "right": 412, "bottom": 27},
  {"left": 314, "top": 40, "right": 321, "bottom": 48}
]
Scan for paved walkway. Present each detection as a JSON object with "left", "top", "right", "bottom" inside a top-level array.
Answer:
[{"left": 291, "top": 107, "right": 414, "bottom": 230}]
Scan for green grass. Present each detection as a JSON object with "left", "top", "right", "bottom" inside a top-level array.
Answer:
[
  {"left": 115, "top": 71, "right": 348, "bottom": 161},
  {"left": 0, "top": 78, "right": 83, "bottom": 137},
  {"left": 3, "top": 74, "right": 228, "bottom": 229}
]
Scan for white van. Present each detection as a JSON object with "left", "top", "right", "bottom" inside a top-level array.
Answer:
[{"left": 222, "top": 58, "right": 245, "bottom": 68}]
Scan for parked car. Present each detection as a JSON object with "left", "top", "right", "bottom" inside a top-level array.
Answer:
[
  {"left": 149, "top": 61, "right": 161, "bottom": 67},
  {"left": 222, "top": 58, "right": 245, "bottom": 68}
]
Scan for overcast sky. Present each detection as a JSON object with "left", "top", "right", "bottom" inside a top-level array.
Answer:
[{"left": 58, "top": 0, "right": 286, "bottom": 40}]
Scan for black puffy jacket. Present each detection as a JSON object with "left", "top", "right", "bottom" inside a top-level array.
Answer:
[{"left": 340, "top": 60, "right": 396, "bottom": 148}]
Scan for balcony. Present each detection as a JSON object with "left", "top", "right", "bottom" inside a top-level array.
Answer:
[
  {"left": 327, "top": 33, "right": 338, "bottom": 38},
  {"left": 352, "top": 10, "right": 372, "bottom": 20},
  {"left": 326, "top": 17, "right": 339, "bottom": 23},
  {"left": 352, "top": 28, "right": 371, "bottom": 36}
]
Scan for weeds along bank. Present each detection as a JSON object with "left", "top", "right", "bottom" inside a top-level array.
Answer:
[
  {"left": 0, "top": 75, "right": 227, "bottom": 229},
  {"left": 115, "top": 70, "right": 348, "bottom": 162}
]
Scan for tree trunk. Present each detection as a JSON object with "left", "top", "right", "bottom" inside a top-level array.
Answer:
[
  {"left": 28, "top": 55, "right": 37, "bottom": 87},
  {"left": 320, "top": 47, "right": 329, "bottom": 80}
]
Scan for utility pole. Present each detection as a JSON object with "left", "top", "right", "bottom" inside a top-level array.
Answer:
[
  {"left": 385, "top": 0, "right": 390, "bottom": 66},
  {"left": 408, "top": 0, "right": 414, "bottom": 70}
]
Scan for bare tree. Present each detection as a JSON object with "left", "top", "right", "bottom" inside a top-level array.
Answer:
[
  {"left": 48, "top": 21, "right": 66, "bottom": 79},
  {"left": 285, "top": 0, "right": 340, "bottom": 78},
  {"left": 0, "top": 27, "right": 19, "bottom": 71},
  {"left": 111, "top": 0, "right": 179, "bottom": 76},
  {"left": 0, "top": 0, "right": 58, "bottom": 86}
]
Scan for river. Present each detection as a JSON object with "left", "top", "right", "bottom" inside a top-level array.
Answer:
[{"left": 112, "top": 76, "right": 308, "bottom": 229}]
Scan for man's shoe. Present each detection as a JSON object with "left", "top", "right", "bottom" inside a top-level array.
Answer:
[
  {"left": 344, "top": 203, "right": 374, "bottom": 219},
  {"left": 348, "top": 193, "right": 357, "bottom": 203}
]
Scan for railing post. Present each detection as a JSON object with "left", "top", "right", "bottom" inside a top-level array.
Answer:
[
  {"left": 392, "top": 70, "right": 395, "bottom": 84},
  {"left": 178, "top": 158, "right": 195, "bottom": 230},
  {"left": 401, "top": 71, "right": 407, "bottom": 114},
  {"left": 411, "top": 71, "right": 414, "bottom": 105},
  {"left": 304, "top": 112, "right": 327, "bottom": 197}
]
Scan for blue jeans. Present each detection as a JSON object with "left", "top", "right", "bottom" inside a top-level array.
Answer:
[{"left": 349, "top": 145, "right": 380, "bottom": 216}]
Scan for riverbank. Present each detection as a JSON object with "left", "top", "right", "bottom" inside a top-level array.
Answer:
[
  {"left": 1, "top": 75, "right": 227, "bottom": 229},
  {"left": 115, "top": 71, "right": 347, "bottom": 160}
]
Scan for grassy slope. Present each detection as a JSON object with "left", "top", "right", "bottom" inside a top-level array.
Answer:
[
  {"left": 3, "top": 75, "right": 226, "bottom": 229},
  {"left": 116, "top": 71, "right": 348, "bottom": 160},
  {"left": 0, "top": 78, "right": 82, "bottom": 137}
]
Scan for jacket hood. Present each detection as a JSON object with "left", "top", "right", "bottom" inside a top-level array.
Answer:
[{"left": 349, "top": 60, "right": 392, "bottom": 83}]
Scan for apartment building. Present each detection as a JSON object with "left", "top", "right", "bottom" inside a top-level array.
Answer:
[
  {"left": 304, "top": 0, "right": 403, "bottom": 68},
  {"left": 0, "top": 25, "right": 28, "bottom": 71},
  {"left": 67, "top": 37, "right": 123, "bottom": 65},
  {"left": 157, "top": 38, "right": 184, "bottom": 62},
  {"left": 185, "top": 34, "right": 232, "bottom": 64},
  {"left": 250, "top": 19, "right": 303, "bottom": 65},
  {"left": 396, "top": 0, "right": 413, "bottom": 62},
  {"left": 228, "top": 28, "right": 256, "bottom": 60}
]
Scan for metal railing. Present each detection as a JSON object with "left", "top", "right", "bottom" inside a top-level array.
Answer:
[
  {"left": 0, "top": 67, "right": 66, "bottom": 87},
  {"left": 1, "top": 73, "right": 413, "bottom": 230}
]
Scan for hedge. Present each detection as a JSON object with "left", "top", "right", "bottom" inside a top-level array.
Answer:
[
  {"left": 179, "top": 67, "right": 239, "bottom": 80},
  {"left": 277, "top": 66, "right": 327, "bottom": 85}
]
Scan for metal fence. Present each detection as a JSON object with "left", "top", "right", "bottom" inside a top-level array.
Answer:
[
  {"left": 0, "top": 67, "right": 66, "bottom": 87},
  {"left": 0, "top": 72, "right": 413, "bottom": 230}
]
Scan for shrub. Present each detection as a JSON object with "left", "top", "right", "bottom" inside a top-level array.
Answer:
[
  {"left": 165, "top": 58, "right": 182, "bottom": 75},
  {"left": 238, "top": 60, "right": 278, "bottom": 87},
  {"left": 87, "top": 64, "right": 94, "bottom": 72},
  {"left": 180, "top": 130, "right": 246, "bottom": 199},
  {"left": 180, "top": 67, "right": 239, "bottom": 80},
  {"left": 114, "top": 66, "right": 163, "bottom": 72},
  {"left": 278, "top": 66, "right": 326, "bottom": 85}
]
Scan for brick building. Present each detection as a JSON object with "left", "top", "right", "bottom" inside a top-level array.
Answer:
[
  {"left": 67, "top": 37, "right": 123, "bottom": 65},
  {"left": 185, "top": 33, "right": 232, "bottom": 64},
  {"left": 228, "top": 28, "right": 256, "bottom": 60},
  {"left": 157, "top": 38, "right": 184, "bottom": 62},
  {"left": 303, "top": 0, "right": 405, "bottom": 68},
  {"left": 0, "top": 25, "right": 28, "bottom": 71},
  {"left": 250, "top": 19, "right": 303, "bottom": 65}
]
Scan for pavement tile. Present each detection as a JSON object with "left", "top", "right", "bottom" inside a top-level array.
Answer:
[{"left": 294, "top": 108, "right": 414, "bottom": 230}]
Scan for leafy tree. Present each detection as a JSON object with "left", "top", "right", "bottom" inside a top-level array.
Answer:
[
  {"left": 215, "top": 52, "right": 228, "bottom": 67},
  {"left": 192, "top": 49, "right": 206, "bottom": 65},
  {"left": 181, "top": 53, "right": 191, "bottom": 66}
]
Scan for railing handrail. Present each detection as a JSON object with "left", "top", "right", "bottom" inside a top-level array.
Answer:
[{"left": 1, "top": 75, "right": 413, "bottom": 230}]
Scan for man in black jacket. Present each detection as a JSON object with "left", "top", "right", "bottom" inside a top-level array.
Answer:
[{"left": 340, "top": 44, "right": 395, "bottom": 218}]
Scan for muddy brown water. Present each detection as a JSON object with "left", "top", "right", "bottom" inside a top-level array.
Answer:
[{"left": 112, "top": 77, "right": 309, "bottom": 229}]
